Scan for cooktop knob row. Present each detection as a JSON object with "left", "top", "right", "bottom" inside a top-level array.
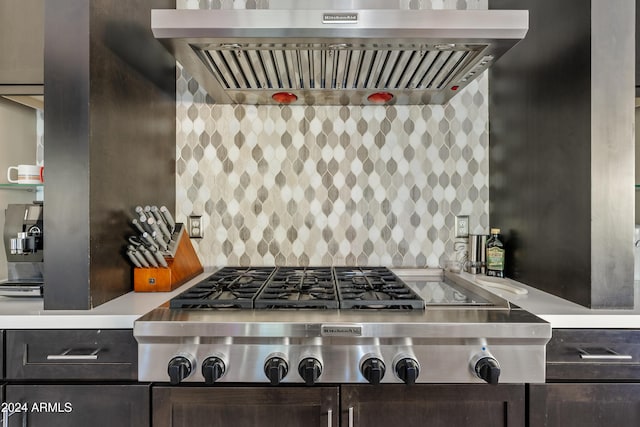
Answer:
[{"left": 166, "top": 352, "right": 500, "bottom": 385}]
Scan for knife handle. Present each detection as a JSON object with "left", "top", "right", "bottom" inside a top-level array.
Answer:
[
  {"left": 147, "top": 217, "right": 160, "bottom": 234},
  {"left": 160, "top": 206, "right": 176, "bottom": 233},
  {"left": 152, "top": 230, "right": 169, "bottom": 251},
  {"left": 126, "top": 250, "right": 143, "bottom": 268},
  {"left": 149, "top": 246, "right": 169, "bottom": 268},
  {"left": 138, "top": 214, "right": 155, "bottom": 234},
  {"left": 131, "top": 218, "right": 146, "bottom": 234},
  {"left": 141, "top": 232, "right": 159, "bottom": 249},
  {"left": 150, "top": 205, "right": 164, "bottom": 223},
  {"left": 131, "top": 249, "right": 150, "bottom": 267},
  {"left": 139, "top": 246, "right": 159, "bottom": 267},
  {"left": 157, "top": 220, "right": 173, "bottom": 242}
]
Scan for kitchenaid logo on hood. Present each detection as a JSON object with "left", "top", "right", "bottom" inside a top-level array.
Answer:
[
  {"left": 321, "top": 324, "right": 363, "bottom": 336},
  {"left": 322, "top": 13, "right": 358, "bottom": 24}
]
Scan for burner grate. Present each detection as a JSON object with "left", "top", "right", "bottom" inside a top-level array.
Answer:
[
  {"left": 170, "top": 266, "right": 425, "bottom": 310},
  {"left": 254, "top": 266, "right": 339, "bottom": 309},
  {"left": 169, "top": 267, "right": 275, "bottom": 309},
  {"left": 334, "top": 267, "right": 425, "bottom": 310}
]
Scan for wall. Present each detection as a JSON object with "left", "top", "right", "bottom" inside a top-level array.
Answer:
[
  {"left": 44, "top": 0, "right": 176, "bottom": 309},
  {"left": 0, "top": 98, "right": 38, "bottom": 280},
  {"left": 636, "top": 106, "right": 640, "bottom": 226},
  {"left": 175, "top": 0, "right": 491, "bottom": 268},
  {"left": 489, "top": 0, "right": 635, "bottom": 308}
]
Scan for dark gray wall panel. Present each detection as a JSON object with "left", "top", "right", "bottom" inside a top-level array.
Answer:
[
  {"left": 488, "top": 0, "right": 635, "bottom": 308},
  {"left": 44, "top": 0, "right": 176, "bottom": 309}
]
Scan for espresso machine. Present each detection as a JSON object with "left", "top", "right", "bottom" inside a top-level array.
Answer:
[{"left": 0, "top": 202, "right": 44, "bottom": 296}]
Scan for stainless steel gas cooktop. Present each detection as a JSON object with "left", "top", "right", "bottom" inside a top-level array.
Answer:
[
  {"left": 134, "top": 267, "right": 550, "bottom": 386},
  {"left": 169, "top": 266, "right": 427, "bottom": 310}
]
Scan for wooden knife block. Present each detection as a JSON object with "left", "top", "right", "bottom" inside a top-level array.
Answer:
[{"left": 134, "top": 226, "right": 203, "bottom": 292}]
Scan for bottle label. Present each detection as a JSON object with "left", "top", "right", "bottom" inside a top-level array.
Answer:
[{"left": 486, "top": 247, "right": 505, "bottom": 271}]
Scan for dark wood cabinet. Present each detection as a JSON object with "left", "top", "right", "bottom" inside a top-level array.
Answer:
[
  {"left": 3, "top": 384, "right": 149, "bottom": 427},
  {"left": 0, "top": 329, "right": 147, "bottom": 426},
  {"left": 4, "top": 329, "right": 138, "bottom": 380},
  {"left": 0, "top": 330, "right": 4, "bottom": 379},
  {"left": 530, "top": 329, "right": 640, "bottom": 426},
  {"left": 152, "top": 386, "right": 338, "bottom": 427},
  {"left": 529, "top": 383, "right": 640, "bottom": 427},
  {"left": 545, "top": 329, "right": 640, "bottom": 381},
  {"left": 341, "top": 384, "right": 525, "bottom": 427},
  {"left": 0, "top": 0, "right": 44, "bottom": 94}
]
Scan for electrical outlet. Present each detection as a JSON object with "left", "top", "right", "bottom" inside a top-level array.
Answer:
[
  {"left": 455, "top": 215, "right": 469, "bottom": 238},
  {"left": 188, "top": 215, "right": 204, "bottom": 239}
]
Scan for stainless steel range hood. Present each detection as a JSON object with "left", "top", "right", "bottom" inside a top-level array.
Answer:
[{"left": 152, "top": 3, "right": 528, "bottom": 105}]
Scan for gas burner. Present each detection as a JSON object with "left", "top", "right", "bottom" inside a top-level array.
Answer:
[
  {"left": 335, "top": 266, "right": 425, "bottom": 310},
  {"left": 170, "top": 266, "right": 425, "bottom": 310},
  {"left": 255, "top": 267, "right": 339, "bottom": 309},
  {"left": 170, "top": 267, "right": 275, "bottom": 309}
]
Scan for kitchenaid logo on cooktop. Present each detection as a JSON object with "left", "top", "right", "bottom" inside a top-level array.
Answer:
[
  {"left": 322, "top": 13, "right": 358, "bottom": 24},
  {"left": 321, "top": 324, "right": 363, "bottom": 336}
]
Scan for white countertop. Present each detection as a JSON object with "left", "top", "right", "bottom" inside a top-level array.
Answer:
[
  {"left": 0, "top": 272, "right": 211, "bottom": 329},
  {"left": 0, "top": 269, "right": 639, "bottom": 329},
  {"left": 454, "top": 271, "right": 640, "bottom": 328}
]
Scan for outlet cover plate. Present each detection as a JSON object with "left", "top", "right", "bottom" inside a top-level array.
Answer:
[
  {"left": 188, "top": 215, "right": 203, "bottom": 239},
  {"left": 455, "top": 215, "right": 469, "bottom": 238}
]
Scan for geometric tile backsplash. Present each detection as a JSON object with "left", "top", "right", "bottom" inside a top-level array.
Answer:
[{"left": 176, "top": 0, "right": 490, "bottom": 268}]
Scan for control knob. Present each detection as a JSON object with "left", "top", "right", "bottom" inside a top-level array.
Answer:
[
  {"left": 360, "top": 357, "right": 386, "bottom": 385},
  {"left": 474, "top": 356, "right": 501, "bottom": 384},
  {"left": 167, "top": 356, "right": 192, "bottom": 385},
  {"left": 202, "top": 356, "right": 226, "bottom": 385},
  {"left": 298, "top": 357, "right": 322, "bottom": 386},
  {"left": 394, "top": 357, "right": 420, "bottom": 385},
  {"left": 264, "top": 356, "right": 289, "bottom": 385}
]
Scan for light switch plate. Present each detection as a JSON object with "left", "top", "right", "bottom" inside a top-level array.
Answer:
[{"left": 455, "top": 215, "right": 469, "bottom": 238}]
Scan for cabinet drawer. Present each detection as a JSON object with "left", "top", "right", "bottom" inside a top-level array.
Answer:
[
  {"left": 546, "top": 329, "right": 640, "bottom": 381},
  {"left": 5, "top": 330, "right": 137, "bottom": 380}
]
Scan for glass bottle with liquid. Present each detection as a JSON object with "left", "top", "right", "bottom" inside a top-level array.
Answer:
[{"left": 486, "top": 228, "right": 505, "bottom": 278}]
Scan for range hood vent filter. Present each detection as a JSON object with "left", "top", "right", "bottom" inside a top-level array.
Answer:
[
  {"left": 152, "top": 8, "right": 528, "bottom": 105},
  {"left": 200, "top": 44, "right": 481, "bottom": 92}
]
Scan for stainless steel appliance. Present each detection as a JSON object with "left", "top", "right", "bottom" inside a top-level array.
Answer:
[
  {"left": 134, "top": 267, "right": 550, "bottom": 385},
  {"left": 468, "top": 234, "right": 488, "bottom": 274},
  {"left": 0, "top": 203, "right": 44, "bottom": 296},
  {"left": 150, "top": 0, "right": 528, "bottom": 105}
]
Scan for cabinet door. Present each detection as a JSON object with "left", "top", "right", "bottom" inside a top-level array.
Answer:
[
  {"left": 153, "top": 386, "right": 338, "bottom": 427},
  {"left": 4, "top": 384, "right": 150, "bottom": 427},
  {"left": 0, "top": 0, "right": 43, "bottom": 91},
  {"left": 0, "top": 330, "right": 4, "bottom": 379},
  {"left": 529, "top": 383, "right": 640, "bottom": 427},
  {"left": 342, "top": 384, "right": 525, "bottom": 427}
]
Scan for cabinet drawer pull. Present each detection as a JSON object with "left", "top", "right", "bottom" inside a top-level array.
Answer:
[
  {"left": 577, "top": 347, "right": 632, "bottom": 360},
  {"left": 327, "top": 409, "right": 332, "bottom": 427},
  {"left": 46, "top": 348, "right": 100, "bottom": 360},
  {"left": 348, "top": 406, "right": 354, "bottom": 427}
]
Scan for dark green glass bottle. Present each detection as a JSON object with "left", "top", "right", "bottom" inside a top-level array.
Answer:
[{"left": 486, "top": 228, "right": 505, "bottom": 278}]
